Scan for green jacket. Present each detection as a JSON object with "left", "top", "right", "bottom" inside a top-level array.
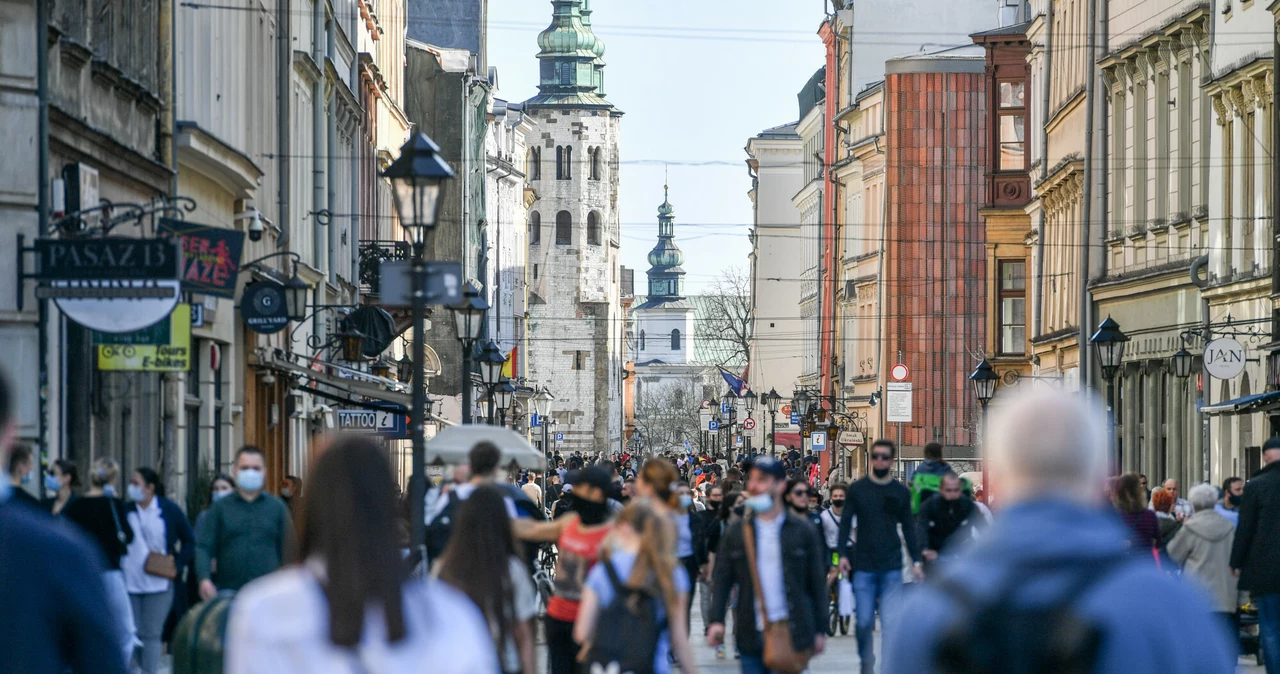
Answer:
[{"left": 195, "top": 491, "right": 293, "bottom": 591}]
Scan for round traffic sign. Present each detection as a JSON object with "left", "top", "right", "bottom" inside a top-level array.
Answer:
[
  {"left": 891, "top": 363, "right": 910, "bottom": 382},
  {"left": 700, "top": 399, "right": 711, "bottom": 410},
  {"left": 743, "top": 417, "right": 757, "bottom": 430}
]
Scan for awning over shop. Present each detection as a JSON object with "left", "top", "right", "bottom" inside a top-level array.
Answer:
[
  {"left": 254, "top": 348, "right": 454, "bottom": 426},
  {"left": 1200, "top": 391, "right": 1280, "bottom": 416},
  {"left": 772, "top": 432, "right": 802, "bottom": 450}
]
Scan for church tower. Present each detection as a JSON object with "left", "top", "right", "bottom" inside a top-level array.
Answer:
[{"left": 525, "top": 0, "right": 624, "bottom": 453}]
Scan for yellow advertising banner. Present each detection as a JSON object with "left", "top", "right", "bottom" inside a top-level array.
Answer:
[{"left": 96, "top": 304, "right": 192, "bottom": 371}]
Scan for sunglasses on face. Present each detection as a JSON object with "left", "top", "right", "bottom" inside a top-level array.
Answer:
[
  {"left": 871, "top": 453, "right": 892, "bottom": 461},
  {"left": 791, "top": 489, "right": 813, "bottom": 497}
]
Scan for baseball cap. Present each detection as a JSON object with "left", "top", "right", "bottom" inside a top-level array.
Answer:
[
  {"left": 1264, "top": 437, "right": 1280, "bottom": 453},
  {"left": 749, "top": 456, "right": 786, "bottom": 480}
]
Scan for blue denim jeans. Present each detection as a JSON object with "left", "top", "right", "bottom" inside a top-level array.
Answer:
[
  {"left": 739, "top": 654, "right": 777, "bottom": 674},
  {"left": 1257, "top": 592, "right": 1280, "bottom": 674},
  {"left": 853, "top": 570, "right": 903, "bottom": 670}
]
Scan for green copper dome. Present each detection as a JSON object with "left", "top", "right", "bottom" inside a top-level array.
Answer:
[
  {"left": 527, "top": 0, "right": 613, "bottom": 109},
  {"left": 646, "top": 185, "right": 686, "bottom": 298}
]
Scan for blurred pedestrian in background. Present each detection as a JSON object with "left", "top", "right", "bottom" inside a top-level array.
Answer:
[
  {"left": 916, "top": 472, "right": 985, "bottom": 574},
  {"left": 225, "top": 434, "right": 497, "bottom": 673},
  {"left": 574, "top": 501, "right": 699, "bottom": 674},
  {"left": 1151, "top": 488, "right": 1183, "bottom": 547},
  {"left": 193, "top": 473, "right": 235, "bottom": 540},
  {"left": 196, "top": 446, "right": 294, "bottom": 599},
  {"left": 121, "top": 467, "right": 193, "bottom": 674},
  {"left": 884, "top": 389, "right": 1234, "bottom": 673},
  {"left": 62, "top": 457, "right": 137, "bottom": 666},
  {"left": 784, "top": 478, "right": 830, "bottom": 567},
  {"left": 1217, "top": 476, "right": 1244, "bottom": 527},
  {"left": 1168, "top": 483, "right": 1238, "bottom": 638},
  {"left": 279, "top": 474, "right": 302, "bottom": 513},
  {"left": 1113, "top": 473, "right": 1160, "bottom": 555},
  {"left": 517, "top": 466, "right": 615, "bottom": 674},
  {"left": 435, "top": 484, "right": 537, "bottom": 674},
  {"left": 1161, "top": 479, "right": 1194, "bottom": 520},
  {"left": 46, "top": 457, "right": 80, "bottom": 515},
  {"left": 0, "top": 370, "right": 127, "bottom": 673},
  {"left": 1231, "top": 436, "right": 1280, "bottom": 674},
  {"left": 7, "top": 443, "right": 39, "bottom": 508}
]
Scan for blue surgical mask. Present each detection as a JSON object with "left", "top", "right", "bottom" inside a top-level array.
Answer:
[
  {"left": 745, "top": 493, "right": 774, "bottom": 513},
  {"left": 212, "top": 491, "right": 231, "bottom": 502},
  {"left": 20, "top": 471, "right": 32, "bottom": 485},
  {"left": 127, "top": 484, "right": 146, "bottom": 503},
  {"left": 679, "top": 495, "right": 693, "bottom": 509},
  {"left": 236, "top": 468, "right": 264, "bottom": 492},
  {"left": 45, "top": 474, "right": 61, "bottom": 493},
  {"left": 0, "top": 471, "right": 9, "bottom": 503}
]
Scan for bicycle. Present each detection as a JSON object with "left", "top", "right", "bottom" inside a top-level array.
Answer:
[{"left": 828, "top": 570, "right": 852, "bottom": 637}]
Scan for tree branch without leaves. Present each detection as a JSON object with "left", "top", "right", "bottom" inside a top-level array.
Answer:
[{"left": 696, "top": 266, "right": 752, "bottom": 369}]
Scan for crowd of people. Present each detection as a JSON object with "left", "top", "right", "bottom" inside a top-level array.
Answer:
[{"left": 1, "top": 361, "right": 1278, "bottom": 673}]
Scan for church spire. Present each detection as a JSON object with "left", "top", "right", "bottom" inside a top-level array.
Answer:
[
  {"left": 527, "top": 0, "right": 612, "bottom": 108},
  {"left": 647, "top": 185, "right": 685, "bottom": 298}
]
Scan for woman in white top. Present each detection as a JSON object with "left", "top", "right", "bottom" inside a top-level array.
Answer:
[
  {"left": 123, "top": 467, "right": 194, "bottom": 674},
  {"left": 435, "top": 484, "right": 538, "bottom": 674},
  {"left": 224, "top": 435, "right": 498, "bottom": 674}
]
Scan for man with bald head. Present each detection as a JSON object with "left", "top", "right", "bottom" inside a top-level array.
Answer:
[{"left": 882, "top": 389, "right": 1235, "bottom": 673}]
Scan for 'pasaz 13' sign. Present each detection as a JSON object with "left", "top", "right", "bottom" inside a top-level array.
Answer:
[
  {"left": 34, "top": 238, "right": 179, "bottom": 280},
  {"left": 1203, "top": 338, "right": 1246, "bottom": 380}
]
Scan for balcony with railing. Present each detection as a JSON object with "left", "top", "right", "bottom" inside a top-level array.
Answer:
[{"left": 358, "top": 240, "right": 412, "bottom": 297}]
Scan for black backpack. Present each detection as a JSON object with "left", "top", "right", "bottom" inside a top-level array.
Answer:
[
  {"left": 425, "top": 491, "right": 462, "bottom": 564},
  {"left": 932, "top": 557, "right": 1126, "bottom": 674},
  {"left": 584, "top": 557, "right": 666, "bottom": 674}
]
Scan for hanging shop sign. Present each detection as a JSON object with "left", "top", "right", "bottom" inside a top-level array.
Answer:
[
  {"left": 94, "top": 304, "right": 192, "bottom": 371},
  {"left": 157, "top": 218, "right": 246, "bottom": 298},
  {"left": 241, "top": 280, "right": 289, "bottom": 334},
  {"left": 32, "top": 237, "right": 181, "bottom": 333},
  {"left": 1203, "top": 338, "right": 1246, "bottom": 380}
]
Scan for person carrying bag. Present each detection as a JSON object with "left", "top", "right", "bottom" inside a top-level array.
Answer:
[{"left": 742, "top": 511, "right": 813, "bottom": 674}]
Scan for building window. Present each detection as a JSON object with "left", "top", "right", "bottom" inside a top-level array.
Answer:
[
  {"left": 529, "top": 212, "right": 541, "bottom": 245},
  {"left": 671, "top": 329, "right": 681, "bottom": 351},
  {"left": 998, "top": 80, "right": 1026, "bottom": 171},
  {"left": 533, "top": 264, "right": 538, "bottom": 280},
  {"left": 556, "top": 211, "right": 572, "bottom": 245},
  {"left": 528, "top": 147, "right": 541, "bottom": 181},
  {"left": 560, "top": 62, "right": 573, "bottom": 85},
  {"left": 573, "top": 350, "right": 585, "bottom": 370},
  {"left": 589, "top": 147, "right": 601, "bottom": 181},
  {"left": 639, "top": 330, "right": 646, "bottom": 351},
  {"left": 587, "top": 212, "right": 601, "bottom": 245},
  {"left": 556, "top": 146, "right": 573, "bottom": 180},
  {"left": 998, "top": 260, "right": 1026, "bottom": 355}
]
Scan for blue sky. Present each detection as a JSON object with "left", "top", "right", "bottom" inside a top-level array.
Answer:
[{"left": 486, "top": 0, "right": 827, "bottom": 293}]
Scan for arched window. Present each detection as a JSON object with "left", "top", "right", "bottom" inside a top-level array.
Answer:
[
  {"left": 528, "top": 147, "right": 541, "bottom": 180},
  {"left": 590, "top": 148, "right": 601, "bottom": 181},
  {"left": 529, "top": 212, "right": 541, "bottom": 245},
  {"left": 587, "top": 211, "right": 601, "bottom": 245},
  {"left": 555, "top": 211, "right": 572, "bottom": 245},
  {"left": 555, "top": 146, "right": 565, "bottom": 180},
  {"left": 563, "top": 146, "right": 573, "bottom": 179},
  {"left": 639, "top": 330, "right": 646, "bottom": 351},
  {"left": 671, "top": 329, "right": 681, "bottom": 351}
]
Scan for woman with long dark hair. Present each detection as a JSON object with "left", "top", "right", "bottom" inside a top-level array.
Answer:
[
  {"left": 224, "top": 435, "right": 497, "bottom": 673},
  {"left": 46, "top": 458, "right": 79, "bottom": 515},
  {"left": 1112, "top": 472, "right": 1160, "bottom": 554},
  {"left": 122, "top": 467, "right": 194, "bottom": 674},
  {"left": 436, "top": 485, "right": 537, "bottom": 674}
]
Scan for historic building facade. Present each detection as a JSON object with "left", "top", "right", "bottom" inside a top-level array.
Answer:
[{"left": 524, "top": 0, "right": 625, "bottom": 452}]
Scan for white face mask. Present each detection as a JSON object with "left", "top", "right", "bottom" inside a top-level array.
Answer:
[
  {"left": 127, "top": 484, "right": 146, "bottom": 503},
  {"left": 236, "top": 469, "right": 265, "bottom": 492}
]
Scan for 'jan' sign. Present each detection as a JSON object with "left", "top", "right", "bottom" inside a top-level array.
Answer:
[{"left": 1203, "top": 338, "right": 1246, "bottom": 380}]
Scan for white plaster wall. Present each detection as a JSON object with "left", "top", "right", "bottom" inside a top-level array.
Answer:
[{"left": 748, "top": 136, "right": 805, "bottom": 396}]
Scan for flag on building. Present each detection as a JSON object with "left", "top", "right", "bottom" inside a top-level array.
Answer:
[
  {"left": 502, "top": 346, "right": 518, "bottom": 379},
  {"left": 719, "top": 367, "right": 747, "bottom": 396}
]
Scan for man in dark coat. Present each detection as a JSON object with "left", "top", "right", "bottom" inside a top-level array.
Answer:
[
  {"left": 916, "top": 472, "right": 985, "bottom": 573},
  {"left": 1231, "top": 436, "right": 1280, "bottom": 671},
  {"left": 707, "top": 457, "right": 827, "bottom": 672}
]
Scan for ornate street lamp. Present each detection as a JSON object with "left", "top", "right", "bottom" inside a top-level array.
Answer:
[
  {"left": 1091, "top": 316, "right": 1129, "bottom": 473},
  {"left": 371, "top": 358, "right": 393, "bottom": 379},
  {"left": 744, "top": 390, "right": 758, "bottom": 413},
  {"left": 283, "top": 272, "right": 312, "bottom": 322},
  {"left": 384, "top": 133, "right": 455, "bottom": 238},
  {"left": 382, "top": 131, "right": 456, "bottom": 565},
  {"left": 478, "top": 340, "right": 507, "bottom": 388},
  {"left": 969, "top": 359, "right": 999, "bottom": 409},
  {"left": 534, "top": 387, "right": 555, "bottom": 466},
  {"left": 338, "top": 325, "right": 366, "bottom": 363},
  {"left": 396, "top": 353, "right": 414, "bottom": 382},
  {"left": 495, "top": 379, "right": 516, "bottom": 426},
  {"left": 764, "top": 388, "right": 782, "bottom": 456},
  {"left": 450, "top": 284, "right": 488, "bottom": 425},
  {"left": 1171, "top": 348, "right": 1194, "bottom": 380}
]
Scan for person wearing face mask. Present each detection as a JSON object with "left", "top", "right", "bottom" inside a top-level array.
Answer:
[
  {"left": 196, "top": 446, "right": 295, "bottom": 600},
  {"left": 672, "top": 479, "right": 708, "bottom": 638},
  {"left": 836, "top": 440, "right": 920, "bottom": 674},
  {"left": 62, "top": 457, "right": 138, "bottom": 667},
  {"left": 279, "top": 474, "right": 302, "bottom": 512},
  {"left": 46, "top": 458, "right": 81, "bottom": 515},
  {"left": 7, "top": 444, "right": 39, "bottom": 508},
  {"left": 785, "top": 478, "right": 830, "bottom": 574},
  {"left": 1216, "top": 476, "right": 1243, "bottom": 527},
  {"left": 706, "top": 456, "right": 828, "bottom": 673},
  {"left": 122, "top": 467, "right": 194, "bottom": 674},
  {"left": 194, "top": 474, "right": 236, "bottom": 540},
  {"left": 695, "top": 483, "right": 724, "bottom": 635},
  {"left": 820, "top": 482, "right": 856, "bottom": 634},
  {"left": 516, "top": 466, "right": 615, "bottom": 674}
]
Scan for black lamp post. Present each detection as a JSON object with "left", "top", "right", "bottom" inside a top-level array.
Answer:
[
  {"left": 450, "top": 285, "right": 488, "bottom": 424},
  {"left": 1090, "top": 316, "right": 1130, "bottom": 471},
  {"left": 969, "top": 358, "right": 998, "bottom": 491},
  {"left": 383, "top": 132, "right": 455, "bottom": 563},
  {"left": 533, "top": 387, "right": 554, "bottom": 467},
  {"left": 495, "top": 379, "right": 516, "bottom": 427},
  {"left": 1171, "top": 348, "right": 1194, "bottom": 380},
  {"left": 765, "top": 388, "right": 781, "bottom": 457},
  {"left": 283, "top": 272, "right": 312, "bottom": 323},
  {"left": 720, "top": 389, "right": 736, "bottom": 459},
  {"left": 743, "top": 390, "right": 757, "bottom": 454},
  {"left": 477, "top": 340, "right": 506, "bottom": 424}
]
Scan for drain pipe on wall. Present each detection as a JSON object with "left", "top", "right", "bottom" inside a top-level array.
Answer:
[
  {"left": 1034, "top": 3, "right": 1054, "bottom": 341},
  {"left": 327, "top": 23, "right": 338, "bottom": 289},
  {"left": 312, "top": 0, "right": 327, "bottom": 285},
  {"left": 1078, "top": 0, "right": 1098, "bottom": 390}
]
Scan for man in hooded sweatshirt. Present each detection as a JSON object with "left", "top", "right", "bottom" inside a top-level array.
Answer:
[
  {"left": 883, "top": 389, "right": 1235, "bottom": 674},
  {"left": 910, "top": 442, "right": 954, "bottom": 514}
]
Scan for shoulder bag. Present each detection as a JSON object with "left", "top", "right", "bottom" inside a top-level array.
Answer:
[
  {"left": 137, "top": 501, "right": 178, "bottom": 580},
  {"left": 742, "top": 513, "right": 813, "bottom": 674}
]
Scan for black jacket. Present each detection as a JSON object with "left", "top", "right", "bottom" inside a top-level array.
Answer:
[
  {"left": 1231, "top": 461, "right": 1280, "bottom": 594},
  {"left": 708, "top": 512, "right": 827, "bottom": 656},
  {"left": 915, "top": 494, "right": 981, "bottom": 555}
]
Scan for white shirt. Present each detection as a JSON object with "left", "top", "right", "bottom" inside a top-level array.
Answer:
[
  {"left": 753, "top": 514, "right": 789, "bottom": 631},
  {"left": 123, "top": 497, "right": 169, "bottom": 594},
  {"left": 225, "top": 566, "right": 499, "bottom": 674},
  {"left": 819, "top": 507, "right": 855, "bottom": 552}
]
